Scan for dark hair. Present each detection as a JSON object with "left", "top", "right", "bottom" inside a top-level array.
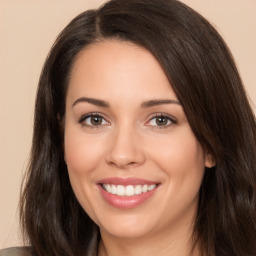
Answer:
[{"left": 20, "top": 0, "right": 256, "bottom": 255}]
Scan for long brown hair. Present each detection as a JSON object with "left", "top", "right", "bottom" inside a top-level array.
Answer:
[{"left": 20, "top": 0, "right": 256, "bottom": 255}]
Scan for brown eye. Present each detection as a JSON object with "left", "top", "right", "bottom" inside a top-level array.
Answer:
[
  {"left": 155, "top": 116, "right": 169, "bottom": 126},
  {"left": 90, "top": 116, "right": 103, "bottom": 125},
  {"left": 148, "top": 116, "right": 172, "bottom": 127},
  {"left": 79, "top": 114, "right": 109, "bottom": 127},
  {"left": 146, "top": 114, "right": 176, "bottom": 129}
]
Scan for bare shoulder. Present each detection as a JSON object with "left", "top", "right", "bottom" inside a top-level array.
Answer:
[{"left": 0, "top": 247, "right": 33, "bottom": 256}]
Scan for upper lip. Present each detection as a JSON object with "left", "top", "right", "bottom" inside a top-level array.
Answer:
[{"left": 97, "top": 177, "right": 159, "bottom": 186}]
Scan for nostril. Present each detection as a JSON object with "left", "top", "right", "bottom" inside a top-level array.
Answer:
[
  {"left": 108, "top": 160, "right": 138, "bottom": 169},
  {"left": 105, "top": 134, "right": 146, "bottom": 168}
]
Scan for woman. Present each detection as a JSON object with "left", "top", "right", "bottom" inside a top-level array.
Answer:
[{"left": 1, "top": 0, "right": 255, "bottom": 255}]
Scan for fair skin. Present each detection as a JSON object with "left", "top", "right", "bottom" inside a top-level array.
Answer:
[{"left": 64, "top": 40, "right": 212, "bottom": 256}]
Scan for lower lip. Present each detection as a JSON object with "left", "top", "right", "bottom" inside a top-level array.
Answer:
[{"left": 98, "top": 185, "right": 158, "bottom": 209}]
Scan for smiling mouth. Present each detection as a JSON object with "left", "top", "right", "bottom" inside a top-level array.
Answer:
[
  {"left": 97, "top": 177, "right": 160, "bottom": 208},
  {"left": 101, "top": 184, "right": 157, "bottom": 197}
]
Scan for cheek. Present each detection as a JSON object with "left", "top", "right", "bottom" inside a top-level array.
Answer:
[
  {"left": 64, "top": 127, "right": 102, "bottom": 175},
  {"left": 148, "top": 129, "right": 205, "bottom": 223},
  {"left": 64, "top": 125, "right": 102, "bottom": 202},
  {"left": 64, "top": 126, "right": 103, "bottom": 220},
  {"left": 155, "top": 129, "right": 205, "bottom": 173},
  {"left": 149, "top": 128, "right": 205, "bottom": 196}
]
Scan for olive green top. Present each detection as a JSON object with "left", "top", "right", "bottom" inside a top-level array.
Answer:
[{"left": 0, "top": 247, "right": 32, "bottom": 256}]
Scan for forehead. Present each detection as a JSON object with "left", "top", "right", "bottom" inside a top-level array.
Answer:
[{"left": 67, "top": 40, "right": 178, "bottom": 104}]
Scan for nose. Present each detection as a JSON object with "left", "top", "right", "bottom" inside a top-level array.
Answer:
[{"left": 105, "top": 126, "right": 146, "bottom": 169}]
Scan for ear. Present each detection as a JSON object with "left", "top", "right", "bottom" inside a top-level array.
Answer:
[{"left": 205, "top": 153, "right": 216, "bottom": 168}]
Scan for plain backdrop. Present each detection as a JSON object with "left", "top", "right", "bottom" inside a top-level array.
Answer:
[{"left": 0, "top": 0, "right": 255, "bottom": 249}]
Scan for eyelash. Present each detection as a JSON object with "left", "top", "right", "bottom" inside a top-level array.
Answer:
[
  {"left": 146, "top": 113, "right": 177, "bottom": 129},
  {"left": 78, "top": 113, "right": 110, "bottom": 129},
  {"left": 78, "top": 113, "right": 177, "bottom": 129}
]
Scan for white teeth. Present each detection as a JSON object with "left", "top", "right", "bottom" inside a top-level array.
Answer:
[
  {"left": 102, "top": 184, "right": 157, "bottom": 196},
  {"left": 148, "top": 184, "right": 156, "bottom": 191},
  {"left": 125, "top": 185, "right": 135, "bottom": 196},
  {"left": 116, "top": 185, "right": 125, "bottom": 196},
  {"left": 142, "top": 184, "right": 148, "bottom": 193},
  {"left": 111, "top": 184, "right": 117, "bottom": 195},
  {"left": 106, "top": 184, "right": 111, "bottom": 193},
  {"left": 135, "top": 185, "right": 143, "bottom": 195}
]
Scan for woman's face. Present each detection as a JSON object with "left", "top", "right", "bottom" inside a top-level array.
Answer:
[{"left": 64, "top": 40, "right": 211, "bottom": 239}]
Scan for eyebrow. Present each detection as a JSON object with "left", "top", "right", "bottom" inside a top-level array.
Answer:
[
  {"left": 72, "top": 97, "right": 181, "bottom": 108},
  {"left": 141, "top": 99, "right": 181, "bottom": 108},
  {"left": 72, "top": 97, "right": 110, "bottom": 108}
]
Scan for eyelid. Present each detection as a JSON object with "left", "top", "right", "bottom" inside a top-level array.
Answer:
[
  {"left": 77, "top": 112, "right": 177, "bottom": 130},
  {"left": 145, "top": 113, "right": 177, "bottom": 128},
  {"left": 78, "top": 112, "right": 110, "bottom": 128}
]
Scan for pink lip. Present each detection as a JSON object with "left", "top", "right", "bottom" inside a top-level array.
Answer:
[
  {"left": 97, "top": 177, "right": 157, "bottom": 186},
  {"left": 97, "top": 177, "right": 159, "bottom": 209}
]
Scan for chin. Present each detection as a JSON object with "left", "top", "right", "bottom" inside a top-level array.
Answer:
[
  {"left": 95, "top": 211, "right": 161, "bottom": 239},
  {"left": 101, "top": 224, "right": 153, "bottom": 239}
]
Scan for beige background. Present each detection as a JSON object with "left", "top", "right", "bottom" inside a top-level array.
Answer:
[{"left": 0, "top": 0, "right": 255, "bottom": 249}]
